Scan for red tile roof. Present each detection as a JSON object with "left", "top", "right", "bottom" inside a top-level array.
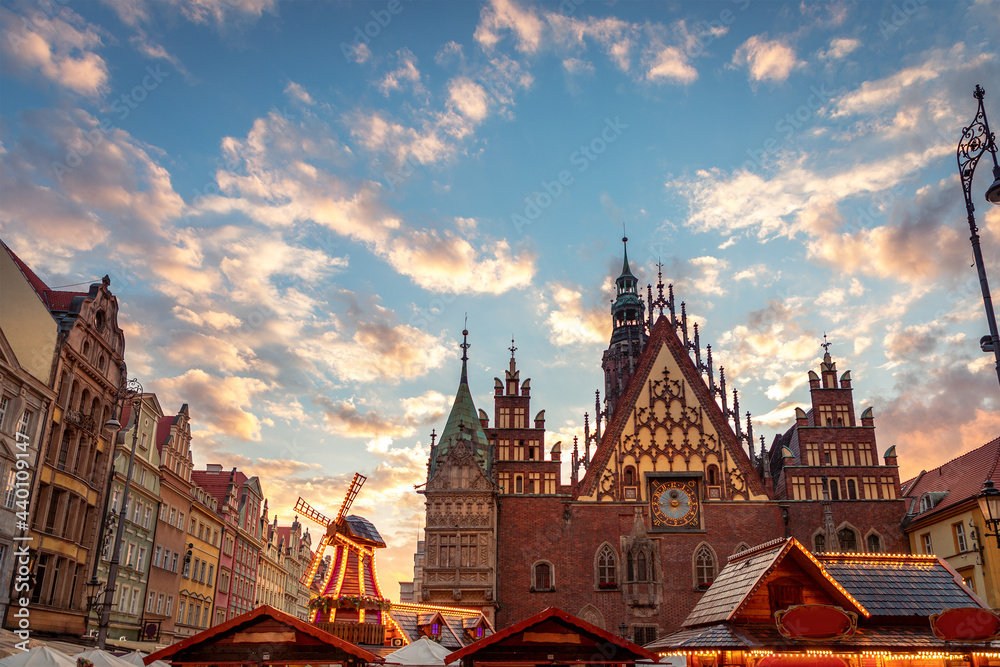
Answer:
[
  {"left": 3, "top": 240, "right": 87, "bottom": 312},
  {"left": 902, "top": 436, "right": 1000, "bottom": 519},
  {"left": 193, "top": 468, "right": 248, "bottom": 506}
]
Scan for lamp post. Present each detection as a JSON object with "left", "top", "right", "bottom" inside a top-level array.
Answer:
[
  {"left": 957, "top": 84, "right": 1000, "bottom": 388},
  {"left": 977, "top": 479, "right": 1000, "bottom": 549},
  {"left": 96, "top": 377, "right": 143, "bottom": 650}
]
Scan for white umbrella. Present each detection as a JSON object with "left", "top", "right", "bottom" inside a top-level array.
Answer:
[
  {"left": 120, "top": 652, "right": 170, "bottom": 667},
  {"left": 73, "top": 649, "right": 137, "bottom": 667},
  {"left": 0, "top": 646, "right": 76, "bottom": 667},
  {"left": 384, "top": 636, "right": 453, "bottom": 666}
]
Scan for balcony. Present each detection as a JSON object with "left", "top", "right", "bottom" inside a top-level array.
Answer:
[{"left": 313, "top": 621, "right": 385, "bottom": 645}]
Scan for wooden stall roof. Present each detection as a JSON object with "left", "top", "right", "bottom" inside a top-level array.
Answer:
[
  {"left": 683, "top": 538, "right": 867, "bottom": 628},
  {"left": 143, "top": 604, "right": 383, "bottom": 665},
  {"left": 445, "top": 607, "right": 658, "bottom": 666}
]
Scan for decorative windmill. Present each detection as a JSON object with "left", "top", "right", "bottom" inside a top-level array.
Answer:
[{"left": 295, "top": 473, "right": 390, "bottom": 627}]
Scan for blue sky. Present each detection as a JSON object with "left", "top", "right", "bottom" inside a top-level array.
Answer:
[{"left": 2, "top": 0, "right": 999, "bottom": 594}]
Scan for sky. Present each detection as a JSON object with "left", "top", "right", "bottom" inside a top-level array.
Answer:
[{"left": 2, "top": 0, "right": 999, "bottom": 598}]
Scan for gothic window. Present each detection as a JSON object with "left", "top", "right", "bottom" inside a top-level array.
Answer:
[
  {"left": 733, "top": 542, "right": 750, "bottom": 555},
  {"left": 636, "top": 550, "right": 648, "bottom": 582},
  {"left": 707, "top": 465, "right": 719, "bottom": 486},
  {"left": 866, "top": 533, "right": 881, "bottom": 553},
  {"left": 814, "top": 534, "right": 826, "bottom": 553},
  {"left": 514, "top": 475, "right": 523, "bottom": 494},
  {"left": 838, "top": 528, "right": 858, "bottom": 552},
  {"left": 828, "top": 478, "right": 841, "bottom": 501},
  {"left": 624, "top": 466, "right": 635, "bottom": 487},
  {"left": 532, "top": 561, "right": 553, "bottom": 591},
  {"left": 596, "top": 545, "right": 617, "bottom": 587},
  {"left": 846, "top": 478, "right": 858, "bottom": 499},
  {"left": 694, "top": 545, "right": 716, "bottom": 590}
]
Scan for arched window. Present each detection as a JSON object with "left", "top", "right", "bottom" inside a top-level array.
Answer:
[
  {"left": 597, "top": 546, "right": 617, "bottom": 586},
  {"left": 624, "top": 467, "right": 635, "bottom": 487},
  {"left": 707, "top": 465, "right": 718, "bottom": 486},
  {"left": 694, "top": 545, "right": 716, "bottom": 590},
  {"left": 514, "top": 476, "right": 523, "bottom": 494},
  {"left": 814, "top": 534, "right": 826, "bottom": 553},
  {"left": 838, "top": 528, "right": 858, "bottom": 552},
  {"left": 846, "top": 479, "right": 858, "bottom": 500},
  {"left": 636, "top": 550, "right": 648, "bottom": 582},
  {"left": 626, "top": 551, "right": 634, "bottom": 582},
  {"left": 828, "top": 479, "right": 841, "bottom": 501},
  {"left": 733, "top": 542, "right": 750, "bottom": 555},
  {"left": 866, "top": 533, "right": 881, "bottom": 553},
  {"left": 533, "top": 562, "right": 552, "bottom": 591}
]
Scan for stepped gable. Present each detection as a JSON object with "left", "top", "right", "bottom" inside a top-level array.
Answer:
[{"left": 579, "top": 313, "right": 765, "bottom": 498}]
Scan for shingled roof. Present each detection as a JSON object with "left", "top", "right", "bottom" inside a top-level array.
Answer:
[
  {"left": 818, "top": 552, "right": 983, "bottom": 617},
  {"left": 902, "top": 436, "right": 1000, "bottom": 520},
  {"left": 682, "top": 537, "right": 865, "bottom": 628}
]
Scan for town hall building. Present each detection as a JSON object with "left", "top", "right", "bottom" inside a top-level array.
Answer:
[{"left": 416, "top": 238, "right": 907, "bottom": 642}]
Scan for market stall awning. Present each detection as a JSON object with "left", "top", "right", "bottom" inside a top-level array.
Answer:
[
  {"left": 445, "top": 607, "right": 658, "bottom": 666},
  {"left": 143, "top": 604, "right": 383, "bottom": 665}
]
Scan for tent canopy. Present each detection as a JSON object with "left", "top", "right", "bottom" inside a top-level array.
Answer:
[
  {"left": 0, "top": 646, "right": 76, "bottom": 667},
  {"left": 386, "top": 637, "right": 453, "bottom": 666}
]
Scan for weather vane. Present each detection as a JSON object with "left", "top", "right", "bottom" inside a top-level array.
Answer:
[
  {"left": 509, "top": 335, "right": 517, "bottom": 359},
  {"left": 821, "top": 333, "right": 832, "bottom": 354}
]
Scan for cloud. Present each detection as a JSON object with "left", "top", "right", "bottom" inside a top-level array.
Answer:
[
  {"left": 645, "top": 46, "right": 697, "bottom": 84},
  {"left": 473, "top": 0, "right": 706, "bottom": 86},
  {"left": 448, "top": 77, "right": 490, "bottom": 122},
  {"left": 377, "top": 48, "right": 423, "bottom": 96},
  {"left": 163, "top": 0, "right": 278, "bottom": 27},
  {"left": 0, "top": 6, "right": 109, "bottom": 96},
  {"left": 207, "top": 107, "right": 537, "bottom": 294},
  {"left": 543, "top": 283, "right": 610, "bottom": 346},
  {"left": 285, "top": 81, "right": 314, "bottom": 105},
  {"left": 156, "top": 369, "right": 272, "bottom": 441},
  {"left": 0, "top": 107, "right": 183, "bottom": 269},
  {"left": 732, "top": 35, "right": 800, "bottom": 83},
  {"left": 474, "top": 0, "right": 544, "bottom": 53},
  {"left": 317, "top": 390, "right": 449, "bottom": 440},
  {"left": 819, "top": 37, "right": 860, "bottom": 61}
]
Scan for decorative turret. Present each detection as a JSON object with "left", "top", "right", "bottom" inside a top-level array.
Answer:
[
  {"left": 429, "top": 328, "right": 491, "bottom": 479},
  {"left": 602, "top": 236, "right": 648, "bottom": 416}
]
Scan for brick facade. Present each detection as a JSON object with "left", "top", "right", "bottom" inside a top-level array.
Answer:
[{"left": 420, "top": 245, "right": 909, "bottom": 641}]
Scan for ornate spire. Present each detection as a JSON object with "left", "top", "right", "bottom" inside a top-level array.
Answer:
[{"left": 460, "top": 322, "right": 470, "bottom": 383}]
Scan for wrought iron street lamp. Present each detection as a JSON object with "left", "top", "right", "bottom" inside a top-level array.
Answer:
[
  {"left": 96, "top": 377, "right": 143, "bottom": 650},
  {"left": 976, "top": 479, "right": 1000, "bottom": 548},
  {"left": 619, "top": 622, "right": 628, "bottom": 639},
  {"left": 957, "top": 84, "right": 1000, "bottom": 388}
]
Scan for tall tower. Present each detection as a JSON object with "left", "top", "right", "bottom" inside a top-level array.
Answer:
[
  {"left": 420, "top": 329, "right": 498, "bottom": 621},
  {"left": 602, "top": 236, "right": 647, "bottom": 416}
]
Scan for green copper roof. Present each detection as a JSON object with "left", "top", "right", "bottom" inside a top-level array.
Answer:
[
  {"left": 429, "top": 334, "right": 491, "bottom": 478},
  {"left": 619, "top": 236, "right": 635, "bottom": 280}
]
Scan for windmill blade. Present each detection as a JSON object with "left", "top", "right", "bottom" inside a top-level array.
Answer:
[
  {"left": 301, "top": 534, "right": 332, "bottom": 586},
  {"left": 294, "top": 497, "right": 331, "bottom": 527},
  {"left": 335, "top": 472, "right": 367, "bottom": 523}
]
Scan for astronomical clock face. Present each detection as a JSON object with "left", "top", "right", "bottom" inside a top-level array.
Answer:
[{"left": 650, "top": 479, "right": 700, "bottom": 529}]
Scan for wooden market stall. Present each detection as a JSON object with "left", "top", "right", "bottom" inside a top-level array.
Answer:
[
  {"left": 647, "top": 537, "right": 1000, "bottom": 667},
  {"left": 445, "top": 607, "right": 658, "bottom": 667},
  {"left": 142, "top": 604, "right": 383, "bottom": 665}
]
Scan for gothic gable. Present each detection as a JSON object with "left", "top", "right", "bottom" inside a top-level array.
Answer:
[
  {"left": 427, "top": 440, "right": 494, "bottom": 493},
  {"left": 579, "top": 315, "right": 766, "bottom": 502}
]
